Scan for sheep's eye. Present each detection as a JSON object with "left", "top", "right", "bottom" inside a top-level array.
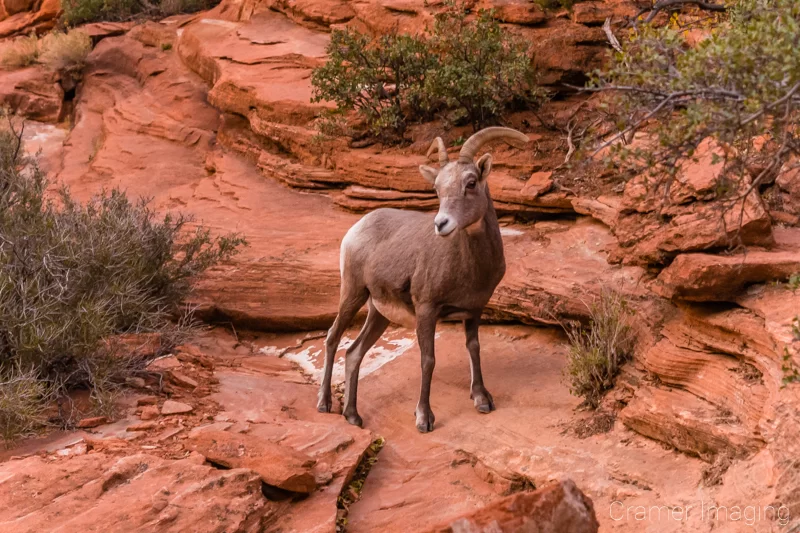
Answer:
[{"left": 466, "top": 180, "right": 477, "bottom": 190}]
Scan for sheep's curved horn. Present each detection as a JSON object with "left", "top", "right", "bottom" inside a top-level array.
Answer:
[
  {"left": 458, "top": 127, "right": 530, "bottom": 163},
  {"left": 426, "top": 137, "right": 449, "bottom": 166}
]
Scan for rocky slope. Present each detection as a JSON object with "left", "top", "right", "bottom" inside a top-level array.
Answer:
[{"left": 1, "top": 0, "right": 800, "bottom": 531}]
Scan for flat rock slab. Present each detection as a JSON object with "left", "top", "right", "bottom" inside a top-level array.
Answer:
[
  {"left": 654, "top": 229, "right": 800, "bottom": 301},
  {"left": 76, "top": 416, "right": 109, "bottom": 429},
  {"left": 187, "top": 429, "right": 317, "bottom": 493},
  {"left": 161, "top": 400, "right": 193, "bottom": 415}
]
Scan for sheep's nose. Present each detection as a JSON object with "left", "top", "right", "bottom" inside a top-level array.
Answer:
[{"left": 435, "top": 217, "right": 449, "bottom": 233}]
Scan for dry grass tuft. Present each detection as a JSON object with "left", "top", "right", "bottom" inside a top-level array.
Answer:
[
  {"left": 0, "top": 33, "right": 40, "bottom": 69},
  {"left": 38, "top": 30, "right": 92, "bottom": 75},
  {"left": 0, "top": 365, "right": 52, "bottom": 445},
  {"left": 563, "top": 289, "right": 635, "bottom": 409}
]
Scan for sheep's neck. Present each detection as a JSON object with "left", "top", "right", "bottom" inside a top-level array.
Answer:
[{"left": 459, "top": 190, "right": 504, "bottom": 263}]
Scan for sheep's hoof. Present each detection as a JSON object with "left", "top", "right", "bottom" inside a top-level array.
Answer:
[
  {"left": 472, "top": 389, "right": 495, "bottom": 414},
  {"left": 415, "top": 407, "right": 435, "bottom": 433},
  {"left": 317, "top": 394, "right": 332, "bottom": 413},
  {"left": 344, "top": 412, "right": 363, "bottom": 427}
]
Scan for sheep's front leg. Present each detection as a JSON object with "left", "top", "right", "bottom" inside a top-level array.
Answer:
[
  {"left": 415, "top": 307, "right": 438, "bottom": 433},
  {"left": 465, "top": 316, "right": 494, "bottom": 413}
]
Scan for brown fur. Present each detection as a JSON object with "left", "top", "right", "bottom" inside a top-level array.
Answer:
[{"left": 317, "top": 128, "right": 528, "bottom": 432}]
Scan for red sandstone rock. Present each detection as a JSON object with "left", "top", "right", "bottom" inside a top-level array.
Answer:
[
  {"left": 422, "top": 479, "right": 599, "bottom": 533},
  {"left": 0, "top": 0, "right": 59, "bottom": 38},
  {"left": 76, "top": 416, "right": 109, "bottom": 429},
  {"left": 1, "top": 0, "right": 35, "bottom": 17},
  {"left": 126, "top": 421, "right": 157, "bottom": 431},
  {"left": 571, "top": 195, "right": 620, "bottom": 227},
  {"left": 654, "top": 248, "right": 800, "bottom": 301},
  {"left": 146, "top": 355, "right": 182, "bottom": 372},
  {"left": 776, "top": 164, "right": 800, "bottom": 217},
  {"left": 0, "top": 453, "right": 268, "bottom": 531},
  {"left": 170, "top": 371, "right": 199, "bottom": 389},
  {"left": 187, "top": 429, "right": 317, "bottom": 493},
  {"left": 480, "top": 0, "right": 546, "bottom": 25},
  {"left": 161, "top": 400, "right": 194, "bottom": 415},
  {"left": 266, "top": 0, "right": 356, "bottom": 29},
  {"left": 640, "top": 337, "right": 768, "bottom": 434},
  {"left": 620, "top": 385, "right": 763, "bottom": 461},
  {"left": 613, "top": 192, "right": 773, "bottom": 265},
  {"left": 139, "top": 405, "right": 160, "bottom": 420},
  {"left": 80, "top": 21, "right": 136, "bottom": 43},
  {"left": 0, "top": 66, "right": 62, "bottom": 122},
  {"left": 571, "top": 1, "right": 619, "bottom": 25},
  {"left": 520, "top": 171, "right": 553, "bottom": 197},
  {"left": 612, "top": 139, "right": 775, "bottom": 264}
]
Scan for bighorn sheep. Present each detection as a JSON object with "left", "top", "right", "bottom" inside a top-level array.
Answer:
[{"left": 317, "top": 127, "right": 530, "bottom": 433}]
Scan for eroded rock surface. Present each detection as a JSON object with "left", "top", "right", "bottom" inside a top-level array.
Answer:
[
  {"left": 0, "top": 452, "right": 268, "bottom": 532},
  {"left": 422, "top": 479, "right": 600, "bottom": 533}
]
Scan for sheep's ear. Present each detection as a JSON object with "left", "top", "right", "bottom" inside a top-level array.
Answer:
[
  {"left": 419, "top": 165, "right": 438, "bottom": 184},
  {"left": 476, "top": 153, "right": 492, "bottom": 181}
]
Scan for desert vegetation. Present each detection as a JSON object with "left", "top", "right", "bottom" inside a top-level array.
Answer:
[
  {"left": 563, "top": 289, "right": 635, "bottom": 408},
  {"left": 311, "top": 1, "right": 542, "bottom": 142},
  {"left": 587, "top": 0, "right": 799, "bottom": 217},
  {"left": 61, "top": 0, "right": 216, "bottom": 25},
  {"left": 0, "top": 122, "right": 245, "bottom": 443},
  {"left": 1, "top": 29, "right": 91, "bottom": 78}
]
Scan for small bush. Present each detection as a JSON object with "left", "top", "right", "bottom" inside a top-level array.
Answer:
[
  {"left": 312, "top": 29, "right": 436, "bottom": 142},
  {"left": 788, "top": 272, "right": 800, "bottom": 292},
  {"left": 38, "top": 30, "right": 92, "bottom": 76},
  {"left": 62, "top": 0, "right": 215, "bottom": 26},
  {"left": 427, "top": 4, "right": 541, "bottom": 131},
  {"left": 0, "top": 121, "right": 245, "bottom": 442},
  {"left": 563, "top": 289, "right": 635, "bottom": 408},
  {"left": 0, "top": 365, "right": 51, "bottom": 443},
  {"left": 62, "top": 0, "right": 139, "bottom": 25},
  {"left": 0, "top": 33, "right": 39, "bottom": 69},
  {"left": 311, "top": 1, "right": 541, "bottom": 141}
]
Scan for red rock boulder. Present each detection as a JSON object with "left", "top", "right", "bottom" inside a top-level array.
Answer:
[{"left": 421, "top": 479, "right": 599, "bottom": 533}]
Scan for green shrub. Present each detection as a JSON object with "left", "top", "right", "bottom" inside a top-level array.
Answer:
[
  {"left": 563, "top": 289, "right": 635, "bottom": 408},
  {"left": 589, "top": 0, "right": 800, "bottom": 213},
  {"left": 427, "top": 4, "right": 541, "bottom": 131},
  {"left": 62, "top": 0, "right": 139, "bottom": 25},
  {"left": 62, "top": 0, "right": 215, "bottom": 25},
  {"left": 311, "top": 1, "right": 541, "bottom": 141},
  {"left": 0, "top": 33, "right": 40, "bottom": 69},
  {"left": 0, "top": 122, "right": 245, "bottom": 441},
  {"left": 312, "top": 29, "right": 436, "bottom": 142}
]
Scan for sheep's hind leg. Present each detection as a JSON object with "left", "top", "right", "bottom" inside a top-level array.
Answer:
[
  {"left": 342, "top": 299, "right": 390, "bottom": 427},
  {"left": 465, "top": 316, "right": 494, "bottom": 413},
  {"left": 317, "top": 283, "right": 368, "bottom": 413}
]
